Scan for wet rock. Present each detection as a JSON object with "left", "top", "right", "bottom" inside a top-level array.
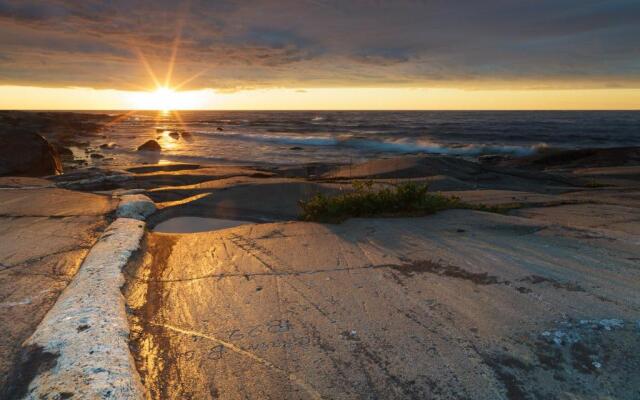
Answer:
[
  {"left": 216, "top": 127, "right": 224, "bottom": 131},
  {"left": 290, "top": 146, "right": 303, "bottom": 150},
  {"left": 51, "top": 167, "right": 133, "bottom": 191},
  {"left": 0, "top": 129, "right": 62, "bottom": 176},
  {"left": 126, "top": 163, "right": 200, "bottom": 173},
  {"left": 89, "top": 153, "right": 104, "bottom": 159},
  {"left": 181, "top": 131, "right": 192, "bottom": 139},
  {"left": 137, "top": 140, "right": 161, "bottom": 152},
  {"left": 99, "top": 142, "right": 117, "bottom": 150},
  {"left": 168, "top": 132, "right": 180, "bottom": 140}
]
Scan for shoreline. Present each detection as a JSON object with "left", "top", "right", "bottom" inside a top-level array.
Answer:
[{"left": 3, "top": 110, "right": 640, "bottom": 173}]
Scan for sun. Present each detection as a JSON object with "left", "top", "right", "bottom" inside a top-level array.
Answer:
[
  {"left": 127, "top": 86, "right": 210, "bottom": 111},
  {"left": 132, "top": 86, "right": 177, "bottom": 111},
  {"left": 152, "top": 87, "right": 175, "bottom": 111}
]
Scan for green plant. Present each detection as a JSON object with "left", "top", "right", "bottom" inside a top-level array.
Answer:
[{"left": 299, "top": 181, "right": 466, "bottom": 223}]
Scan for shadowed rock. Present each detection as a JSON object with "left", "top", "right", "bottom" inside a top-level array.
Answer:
[
  {"left": 137, "top": 140, "right": 162, "bottom": 152},
  {"left": 492, "top": 147, "right": 640, "bottom": 170},
  {"left": 0, "top": 129, "right": 62, "bottom": 176}
]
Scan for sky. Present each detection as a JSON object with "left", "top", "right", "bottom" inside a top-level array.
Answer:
[{"left": 0, "top": 0, "right": 639, "bottom": 110}]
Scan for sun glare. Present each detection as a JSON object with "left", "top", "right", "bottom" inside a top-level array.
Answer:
[
  {"left": 127, "top": 86, "right": 210, "bottom": 111},
  {"left": 153, "top": 87, "right": 174, "bottom": 111}
]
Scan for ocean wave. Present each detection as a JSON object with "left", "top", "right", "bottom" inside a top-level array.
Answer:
[
  {"left": 197, "top": 130, "right": 339, "bottom": 146},
  {"left": 342, "top": 138, "right": 548, "bottom": 156},
  {"left": 197, "top": 129, "right": 547, "bottom": 156}
]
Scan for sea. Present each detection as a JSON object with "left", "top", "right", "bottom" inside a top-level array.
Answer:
[{"left": 81, "top": 110, "right": 640, "bottom": 166}]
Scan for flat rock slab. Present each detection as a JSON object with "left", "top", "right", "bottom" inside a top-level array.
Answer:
[
  {"left": 149, "top": 179, "right": 343, "bottom": 222},
  {"left": 0, "top": 177, "right": 52, "bottom": 188},
  {"left": 124, "top": 210, "right": 640, "bottom": 399},
  {"left": 513, "top": 203, "right": 640, "bottom": 236},
  {"left": 443, "top": 189, "right": 558, "bottom": 206},
  {"left": 0, "top": 187, "right": 115, "bottom": 392},
  {"left": 0, "top": 188, "right": 115, "bottom": 217}
]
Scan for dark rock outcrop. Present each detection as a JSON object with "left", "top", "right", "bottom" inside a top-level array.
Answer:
[
  {"left": 495, "top": 147, "right": 640, "bottom": 170},
  {"left": 0, "top": 130, "right": 62, "bottom": 176},
  {"left": 137, "top": 140, "right": 162, "bottom": 152}
]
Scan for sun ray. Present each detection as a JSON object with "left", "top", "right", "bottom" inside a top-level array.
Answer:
[
  {"left": 164, "top": 19, "right": 184, "bottom": 88},
  {"left": 171, "top": 110, "right": 186, "bottom": 128},
  {"left": 134, "top": 47, "right": 161, "bottom": 89},
  {"left": 173, "top": 68, "right": 209, "bottom": 91},
  {"left": 123, "top": 6, "right": 204, "bottom": 111}
]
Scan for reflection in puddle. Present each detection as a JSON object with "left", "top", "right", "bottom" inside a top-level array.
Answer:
[{"left": 153, "top": 217, "right": 252, "bottom": 233}]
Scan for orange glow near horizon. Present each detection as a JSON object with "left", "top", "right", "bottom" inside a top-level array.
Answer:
[{"left": 0, "top": 85, "right": 639, "bottom": 110}]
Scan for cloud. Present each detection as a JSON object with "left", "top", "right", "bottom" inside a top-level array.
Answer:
[{"left": 0, "top": 0, "right": 638, "bottom": 90}]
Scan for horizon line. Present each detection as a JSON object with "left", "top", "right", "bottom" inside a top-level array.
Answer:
[{"left": 2, "top": 108, "right": 639, "bottom": 112}]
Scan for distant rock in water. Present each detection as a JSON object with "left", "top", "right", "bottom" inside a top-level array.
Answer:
[
  {"left": 168, "top": 132, "right": 180, "bottom": 140},
  {"left": 181, "top": 131, "right": 192, "bottom": 139},
  {"left": 100, "top": 142, "right": 117, "bottom": 150},
  {"left": 217, "top": 127, "right": 224, "bottom": 131},
  {"left": 0, "top": 129, "right": 62, "bottom": 176},
  {"left": 137, "top": 140, "right": 162, "bottom": 152},
  {"left": 290, "top": 146, "right": 303, "bottom": 150},
  {"left": 90, "top": 153, "right": 104, "bottom": 159}
]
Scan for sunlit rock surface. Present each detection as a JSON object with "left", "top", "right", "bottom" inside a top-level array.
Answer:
[
  {"left": 124, "top": 210, "right": 640, "bottom": 399},
  {"left": 0, "top": 183, "right": 115, "bottom": 393},
  {"left": 21, "top": 218, "right": 146, "bottom": 400}
]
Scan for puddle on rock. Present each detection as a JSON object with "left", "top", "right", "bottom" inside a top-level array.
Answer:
[{"left": 153, "top": 217, "right": 253, "bottom": 233}]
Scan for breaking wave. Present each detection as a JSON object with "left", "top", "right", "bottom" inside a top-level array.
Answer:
[{"left": 198, "top": 130, "right": 547, "bottom": 156}]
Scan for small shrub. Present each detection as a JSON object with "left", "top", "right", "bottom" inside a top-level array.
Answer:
[{"left": 299, "top": 181, "right": 466, "bottom": 223}]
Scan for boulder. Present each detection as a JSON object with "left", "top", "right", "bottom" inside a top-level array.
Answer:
[
  {"left": 137, "top": 140, "right": 162, "bottom": 152},
  {"left": 0, "top": 129, "right": 62, "bottom": 176},
  {"left": 116, "top": 194, "right": 156, "bottom": 220}
]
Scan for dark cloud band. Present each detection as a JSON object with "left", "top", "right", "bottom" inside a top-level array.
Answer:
[{"left": 0, "top": 0, "right": 638, "bottom": 90}]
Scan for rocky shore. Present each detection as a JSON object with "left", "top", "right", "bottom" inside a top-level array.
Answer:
[{"left": 1, "top": 114, "right": 639, "bottom": 399}]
